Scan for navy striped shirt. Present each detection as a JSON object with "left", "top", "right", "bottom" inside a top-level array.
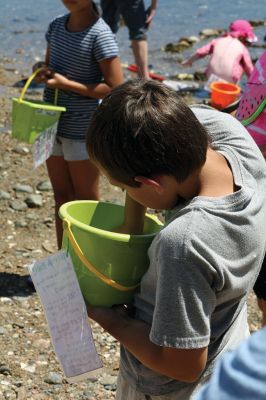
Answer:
[{"left": 44, "top": 14, "right": 119, "bottom": 140}]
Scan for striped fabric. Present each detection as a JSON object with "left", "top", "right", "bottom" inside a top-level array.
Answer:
[{"left": 44, "top": 14, "right": 119, "bottom": 140}]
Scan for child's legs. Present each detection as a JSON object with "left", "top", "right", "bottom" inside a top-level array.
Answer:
[
  {"left": 68, "top": 159, "right": 100, "bottom": 201},
  {"left": 100, "top": 0, "right": 121, "bottom": 33},
  {"left": 46, "top": 155, "right": 75, "bottom": 248},
  {"left": 46, "top": 137, "right": 100, "bottom": 248}
]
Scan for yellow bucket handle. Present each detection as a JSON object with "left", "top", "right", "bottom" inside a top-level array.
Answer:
[
  {"left": 63, "top": 219, "right": 140, "bottom": 292},
  {"left": 19, "top": 67, "right": 58, "bottom": 105}
]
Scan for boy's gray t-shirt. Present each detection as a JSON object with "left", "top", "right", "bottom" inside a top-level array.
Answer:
[{"left": 120, "top": 105, "right": 266, "bottom": 396}]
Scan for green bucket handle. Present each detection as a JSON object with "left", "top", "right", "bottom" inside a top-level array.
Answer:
[
  {"left": 63, "top": 218, "right": 140, "bottom": 292},
  {"left": 19, "top": 67, "right": 58, "bottom": 105}
]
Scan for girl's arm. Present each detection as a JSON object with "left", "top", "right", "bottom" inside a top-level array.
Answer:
[
  {"left": 182, "top": 39, "right": 216, "bottom": 67},
  {"left": 45, "top": 56, "right": 124, "bottom": 99}
]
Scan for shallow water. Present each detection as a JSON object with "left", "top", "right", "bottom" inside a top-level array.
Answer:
[{"left": 0, "top": 0, "right": 265, "bottom": 77}]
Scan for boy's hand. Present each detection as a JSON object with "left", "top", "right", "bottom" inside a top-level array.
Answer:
[{"left": 87, "top": 303, "right": 129, "bottom": 331}]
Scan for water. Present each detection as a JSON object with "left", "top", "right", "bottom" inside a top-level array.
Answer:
[{"left": 0, "top": 0, "right": 265, "bottom": 77}]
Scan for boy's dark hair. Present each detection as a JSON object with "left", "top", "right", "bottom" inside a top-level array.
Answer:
[{"left": 87, "top": 80, "right": 210, "bottom": 187}]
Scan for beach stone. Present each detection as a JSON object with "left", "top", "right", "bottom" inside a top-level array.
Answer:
[
  {"left": 10, "top": 200, "right": 27, "bottom": 211},
  {"left": 44, "top": 372, "right": 63, "bottom": 385},
  {"left": 37, "top": 181, "right": 52, "bottom": 191},
  {"left": 13, "top": 145, "right": 29, "bottom": 155},
  {"left": 13, "top": 184, "right": 33, "bottom": 194},
  {"left": 0, "top": 191, "right": 11, "bottom": 200},
  {"left": 3, "top": 390, "right": 16, "bottom": 399},
  {"left": 25, "top": 195, "right": 43, "bottom": 208},
  {"left": 15, "top": 219, "right": 28, "bottom": 228},
  {"left": 0, "top": 365, "right": 12, "bottom": 376},
  {"left": 200, "top": 28, "right": 221, "bottom": 38}
]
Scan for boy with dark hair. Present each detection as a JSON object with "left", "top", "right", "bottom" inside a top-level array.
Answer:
[{"left": 86, "top": 80, "right": 266, "bottom": 399}]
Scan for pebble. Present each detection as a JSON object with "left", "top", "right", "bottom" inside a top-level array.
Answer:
[
  {"left": 36, "top": 181, "right": 52, "bottom": 191},
  {"left": 13, "top": 145, "right": 29, "bottom": 155},
  {"left": 0, "top": 191, "right": 11, "bottom": 200},
  {"left": 13, "top": 184, "right": 33, "bottom": 194},
  {"left": 44, "top": 372, "right": 63, "bottom": 385},
  {"left": 10, "top": 200, "right": 27, "bottom": 211},
  {"left": 25, "top": 195, "right": 43, "bottom": 208}
]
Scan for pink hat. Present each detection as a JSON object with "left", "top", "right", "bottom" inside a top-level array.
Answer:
[{"left": 229, "top": 20, "right": 258, "bottom": 43}]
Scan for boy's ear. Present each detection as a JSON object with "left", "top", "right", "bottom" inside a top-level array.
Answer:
[{"left": 134, "top": 176, "right": 164, "bottom": 193}]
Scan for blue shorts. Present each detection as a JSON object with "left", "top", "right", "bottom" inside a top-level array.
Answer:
[
  {"left": 51, "top": 137, "right": 89, "bottom": 161},
  {"left": 100, "top": 0, "right": 147, "bottom": 40}
]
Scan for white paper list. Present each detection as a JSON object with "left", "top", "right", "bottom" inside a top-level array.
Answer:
[{"left": 28, "top": 250, "right": 102, "bottom": 382}]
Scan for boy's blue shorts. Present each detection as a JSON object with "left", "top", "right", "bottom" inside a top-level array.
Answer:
[{"left": 101, "top": 0, "right": 148, "bottom": 40}]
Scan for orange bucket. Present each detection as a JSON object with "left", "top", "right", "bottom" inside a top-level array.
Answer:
[{"left": 210, "top": 82, "right": 241, "bottom": 109}]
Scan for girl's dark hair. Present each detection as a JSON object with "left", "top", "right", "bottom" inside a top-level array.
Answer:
[{"left": 87, "top": 80, "right": 210, "bottom": 187}]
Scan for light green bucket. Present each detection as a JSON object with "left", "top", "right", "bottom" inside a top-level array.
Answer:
[
  {"left": 59, "top": 200, "right": 163, "bottom": 307},
  {"left": 12, "top": 67, "right": 66, "bottom": 144}
]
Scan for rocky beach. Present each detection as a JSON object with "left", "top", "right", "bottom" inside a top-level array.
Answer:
[{"left": 1, "top": 21, "right": 266, "bottom": 399}]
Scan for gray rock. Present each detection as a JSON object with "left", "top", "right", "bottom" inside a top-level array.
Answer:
[
  {"left": 0, "top": 191, "right": 11, "bottom": 200},
  {"left": 37, "top": 181, "right": 52, "bottom": 191},
  {"left": 0, "top": 365, "right": 12, "bottom": 375},
  {"left": 200, "top": 28, "right": 220, "bottom": 38},
  {"left": 10, "top": 200, "right": 27, "bottom": 211},
  {"left": 44, "top": 372, "right": 63, "bottom": 385},
  {"left": 13, "top": 145, "right": 29, "bottom": 155},
  {"left": 15, "top": 219, "right": 28, "bottom": 228},
  {"left": 0, "top": 327, "right": 6, "bottom": 335},
  {"left": 13, "top": 184, "right": 33, "bottom": 194},
  {"left": 25, "top": 195, "right": 43, "bottom": 208}
]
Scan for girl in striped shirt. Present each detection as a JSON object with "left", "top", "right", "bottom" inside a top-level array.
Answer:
[{"left": 33, "top": 0, "right": 124, "bottom": 247}]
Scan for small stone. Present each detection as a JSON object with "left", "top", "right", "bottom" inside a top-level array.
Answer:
[
  {"left": 20, "top": 363, "right": 36, "bottom": 373},
  {"left": 10, "top": 200, "right": 27, "bottom": 211},
  {"left": 44, "top": 372, "right": 63, "bottom": 385},
  {"left": 13, "top": 184, "right": 33, "bottom": 194},
  {"left": 15, "top": 219, "right": 28, "bottom": 228},
  {"left": 13, "top": 145, "right": 29, "bottom": 155},
  {"left": 0, "top": 365, "right": 12, "bottom": 376},
  {"left": 37, "top": 181, "right": 52, "bottom": 191},
  {"left": 0, "top": 191, "right": 11, "bottom": 200},
  {"left": 25, "top": 195, "right": 43, "bottom": 208}
]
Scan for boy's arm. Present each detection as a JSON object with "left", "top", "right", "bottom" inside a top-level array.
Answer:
[
  {"left": 44, "top": 56, "right": 124, "bottom": 99},
  {"left": 115, "top": 193, "right": 146, "bottom": 234},
  {"left": 88, "top": 305, "right": 208, "bottom": 383}
]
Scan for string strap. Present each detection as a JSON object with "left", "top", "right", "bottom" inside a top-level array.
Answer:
[{"left": 63, "top": 219, "right": 139, "bottom": 292}]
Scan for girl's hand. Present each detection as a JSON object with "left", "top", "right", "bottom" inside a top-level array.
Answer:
[
  {"left": 45, "top": 72, "right": 69, "bottom": 90},
  {"left": 32, "top": 62, "right": 50, "bottom": 84}
]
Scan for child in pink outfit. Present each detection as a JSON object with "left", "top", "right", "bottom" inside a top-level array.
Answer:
[
  {"left": 182, "top": 20, "right": 257, "bottom": 83},
  {"left": 236, "top": 50, "right": 266, "bottom": 327},
  {"left": 236, "top": 50, "right": 266, "bottom": 148}
]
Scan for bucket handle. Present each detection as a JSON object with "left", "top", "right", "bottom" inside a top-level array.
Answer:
[
  {"left": 19, "top": 67, "right": 58, "bottom": 105},
  {"left": 63, "top": 219, "right": 140, "bottom": 292}
]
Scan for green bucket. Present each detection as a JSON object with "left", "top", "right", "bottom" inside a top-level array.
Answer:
[
  {"left": 59, "top": 200, "right": 163, "bottom": 307},
  {"left": 12, "top": 67, "right": 66, "bottom": 144}
]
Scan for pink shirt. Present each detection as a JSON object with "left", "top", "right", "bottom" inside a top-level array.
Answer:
[{"left": 196, "top": 36, "right": 253, "bottom": 83}]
